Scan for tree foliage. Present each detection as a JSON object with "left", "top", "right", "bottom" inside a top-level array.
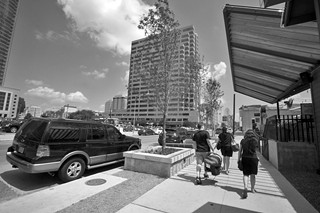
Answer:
[
  {"left": 138, "top": 0, "right": 182, "bottom": 148},
  {"left": 24, "top": 113, "right": 33, "bottom": 120},
  {"left": 202, "top": 78, "right": 224, "bottom": 131},
  {"left": 68, "top": 110, "right": 95, "bottom": 120}
]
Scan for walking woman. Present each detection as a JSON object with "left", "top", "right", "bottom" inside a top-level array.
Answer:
[
  {"left": 218, "top": 127, "right": 234, "bottom": 174},
  {"left": 238, "top": 130, "right": 259, "bottom": 199}
]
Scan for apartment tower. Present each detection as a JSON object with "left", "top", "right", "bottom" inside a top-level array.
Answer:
[
  {"left": 127, "top": 25, "right": 199, "bottom": 126},
  {"left": 0, "top": 0, "right": 20, "bottom": 86}
]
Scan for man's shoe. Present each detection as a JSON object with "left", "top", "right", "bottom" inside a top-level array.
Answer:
[
  {"left": 196, "top": 177, "right": 202, "bottom": 185},
  {"left": 242, "top": 189, "right": 248, "bottom": 199},
  {"left": 251, "top": 189, "right": 257, "bottom": 193},
  {"left": 204, "top": 173, "right": 209, "bottom": 179}
]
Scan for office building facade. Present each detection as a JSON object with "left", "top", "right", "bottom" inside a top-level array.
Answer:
[
  {"left": 127, "top": 25, "right": 199, "bottom": 126},
  {"left": 0, "top": 0, "right": 20, "bottom": 86},
  {"left": 0, "top": 86, "right": 19, "bottom": 118},
  {"left": 112, "top": 95, "right": 126, "bottom": 111}
]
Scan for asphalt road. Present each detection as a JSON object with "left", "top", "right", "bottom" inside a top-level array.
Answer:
[{"left": 0, "top": 132, "right": 159, "bottom": 202}]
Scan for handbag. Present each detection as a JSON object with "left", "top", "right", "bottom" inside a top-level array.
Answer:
[
  {"left": 216, "top": 141, "right": 221, "bottom": 150},
  {"left": 238, "top": 160, "right": 243, "bottom": 171},
  {"left": 231, "top": 140, "right": 239, "bottom": 152}
]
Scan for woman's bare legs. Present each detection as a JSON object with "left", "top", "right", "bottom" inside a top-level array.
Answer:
[
  {"left": 250, "top": 174, "right": 256, "bottom": 192},
  {"left": 223, "top": 156, "right": 230, "bottom": 173},
  {"left": 242, "top": 175, "right": 249, "bottom": 198}
]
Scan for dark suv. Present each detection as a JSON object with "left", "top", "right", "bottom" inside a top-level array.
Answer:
[
  {"left": 6, "top": 117, "right": 141, "bottom": 182},
  {"left": 158, "top": 128, "right": 195, "bottom": 145}
]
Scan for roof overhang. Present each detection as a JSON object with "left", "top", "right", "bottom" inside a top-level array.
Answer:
[{"left": 223, "top": 5, "right": 320, "bottom": 104}]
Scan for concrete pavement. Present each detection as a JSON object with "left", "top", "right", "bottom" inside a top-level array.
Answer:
[
  {"left": 117, "top": 137, "right": 318, "bottom": 213},
  {"left": 0, "top": 133, "right": 318, "bottom": 212}
]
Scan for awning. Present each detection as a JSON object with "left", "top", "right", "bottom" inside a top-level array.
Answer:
[{"left": 223, "top": 5, "right": 320, "bottom": 104}]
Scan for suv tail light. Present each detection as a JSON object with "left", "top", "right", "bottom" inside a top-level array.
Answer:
[{"left": 36, "top": 145, "right": 50, "bottom": 157}]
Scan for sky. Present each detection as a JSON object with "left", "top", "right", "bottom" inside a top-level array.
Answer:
[{"left": 6, "top": 0, "right": 311, "bottom": 115}]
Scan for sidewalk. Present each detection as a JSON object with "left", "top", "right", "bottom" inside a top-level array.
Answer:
[
  {"left": 117, "top": 138, "right": 318, "bottom": 213},
  {"left": 1, "top": 133, "right": 318, "bottom": 212}
]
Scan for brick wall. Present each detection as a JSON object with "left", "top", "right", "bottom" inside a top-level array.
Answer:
[{"left": 311, "top": 70, "right": 320, "bottom": 170}]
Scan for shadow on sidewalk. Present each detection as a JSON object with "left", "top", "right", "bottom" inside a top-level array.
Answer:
[
  {"left": 192, "top": 201, "right": 260, "bottom": 213},
  {"left": 176, "top": 173, "right": 218, "bottom": 186}
]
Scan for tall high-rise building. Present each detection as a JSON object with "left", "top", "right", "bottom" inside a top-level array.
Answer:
[
  {"left": 104, "top": 100, "right": 112, "bottom": 117},
  {"left": 112, "top": 95, "right": 127, "bottom": 111},
  {"left": 127, "top": 25, "right": 199, "bottom": 126},
  {"left": 0, "top": 0, "right": 20, "bottom": 86}
]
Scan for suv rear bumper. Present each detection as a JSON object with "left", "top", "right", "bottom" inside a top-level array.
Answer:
[{"left": 6, "top": 152, "right": 60, "bottom": 173}]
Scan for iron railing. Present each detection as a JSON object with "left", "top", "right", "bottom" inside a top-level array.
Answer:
[{"left": 263, "top": 115, "right": 315, "bottom": 143}]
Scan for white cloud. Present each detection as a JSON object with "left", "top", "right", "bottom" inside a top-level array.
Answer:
[
  {"left": 35, "top": 30, "right": 79, "bottom": 42},
  {"left": 25, "top": 79, "right": 43, "bottom": 86},
  {"left": 67, "top": 91, "right": 89, "bottom": 103},
  {"left": 212, "top": 62, "right": 227, "bottom": 80},
  {"left": 116, "top": 61, "right": 129, "bottom": 66},
  {"left": 57, "top": 0, "right": 152, "bottom": 55},
  {"left": 26, "top": 86, "right": 88, "bottom": 104},
  {"left": 121, "top": 69, "right": 130, "bottom": 83},
  {"left": 82, "top": 68, "right": 109, "bottom": 79}
]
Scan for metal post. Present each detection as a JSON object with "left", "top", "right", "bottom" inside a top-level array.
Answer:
[{"left": 232, "top": 94, "right": 235, "bottom": 134}]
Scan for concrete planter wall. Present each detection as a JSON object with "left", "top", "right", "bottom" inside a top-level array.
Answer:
[
  {"left": 124, "top": 146, "right": 195, "bottom": 178},
  {"left": 268, "top": 139, "right": 319, "bottom": 172}
]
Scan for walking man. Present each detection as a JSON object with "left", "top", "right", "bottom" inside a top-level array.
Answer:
[{"left": 193, "top": 123, "right": 215, "bottom": 184}]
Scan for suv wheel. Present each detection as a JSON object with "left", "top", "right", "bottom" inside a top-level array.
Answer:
[
  {"left": 10, "top": 127, "right": 18, "bottom": 133},
  {"left": 58, "top": 157, "right": 85, "bottom": 182}
]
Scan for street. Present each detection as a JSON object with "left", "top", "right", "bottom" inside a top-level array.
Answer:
[{"left": 0, "top": 132, "right": 159, "bottom": 202}]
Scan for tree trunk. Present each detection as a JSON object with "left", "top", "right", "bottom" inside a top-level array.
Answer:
[{"left": 162, "top": 112, "right": 167, "bottom": 152}]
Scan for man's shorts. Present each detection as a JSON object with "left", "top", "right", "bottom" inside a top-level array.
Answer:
[{"left": 196, "top": 152, "right": 210, "bottom": 165}]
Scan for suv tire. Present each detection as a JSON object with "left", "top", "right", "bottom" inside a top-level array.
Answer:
[{"left": 58, "top": 157, "right": 85, "bottom": 182}]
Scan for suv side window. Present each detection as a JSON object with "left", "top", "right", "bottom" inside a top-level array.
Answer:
[
  {"left": 48, "top": 127, "right": 80, "bottom": 143},
  {"left": 87, "top": 124, "right": 105, "bottom": 140},
  {"left": 106, "top": 125, "right": 121, "bottom": 141}
]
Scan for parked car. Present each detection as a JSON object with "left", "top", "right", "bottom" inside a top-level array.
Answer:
[
  {"left": 138, "top": 128, "right": 156, "bottom": 136},
  {"left": 123, "top": 125, "right": 134, "bottom": 132},
  {"left": 158, "top": 127, "right": 193, "bottom": 145},
  {"left": 1, "top": 119, "right": 25, "bottom": 133},
  {"left": 152, "top": 127, "right": 163, "bottom": 135},
  {"left": 6, "top": 117, "right": 141, "bottom": 182}
]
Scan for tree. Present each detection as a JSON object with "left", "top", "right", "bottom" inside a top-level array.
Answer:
[
  {"left": 203, "top": 78, "right": 224, "bottom": 135},
  {"left": 189, "top": 57, "right": 209, "bottom": 123},
  {"left": 138, "top": 0, "right": 182, "bottom": 149},
  {"left": 68, "top": 110, "right": 95, "bottom": 120},
  {"left": 41, "top": 110, "right": 56, "bottom": 118},
  {"left": 24, "top": 113, "right": 33, "bottom": 120},
  {"left": 17, "top": 97, "right": 26, "bottom": 118}
]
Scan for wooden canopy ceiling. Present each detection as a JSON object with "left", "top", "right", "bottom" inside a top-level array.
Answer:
[{"left": 223, "top": 5, "right": 320, "bottom": 104}]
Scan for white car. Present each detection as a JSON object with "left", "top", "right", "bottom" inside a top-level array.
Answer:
[{"left": 152, "top": 127, "right": 163, "bottom": 135}]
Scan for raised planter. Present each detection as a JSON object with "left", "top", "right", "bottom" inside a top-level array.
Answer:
[{"left": 124, "top": 146, "right": 195, "bottom": 178}]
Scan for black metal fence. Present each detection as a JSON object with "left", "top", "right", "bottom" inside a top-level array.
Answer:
[{"left": 263, "top": 115, "right": 315, "bottom": 143}]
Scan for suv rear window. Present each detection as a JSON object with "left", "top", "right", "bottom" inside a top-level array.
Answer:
[
  {"left": 16, "top": 120, "right": 48, "bottom": 141},
  {"left": 48, "top": 127, "right": 80, "bottom": 143}
]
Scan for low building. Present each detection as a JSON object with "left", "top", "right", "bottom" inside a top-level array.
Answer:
[
  {"left": 0, "top": 86, "right": 20, "bottom": 119},
  {"left": 239, "top": 104, "right": 302, "bottom": 133}
]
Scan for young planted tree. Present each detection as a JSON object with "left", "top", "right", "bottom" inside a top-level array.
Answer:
[
  {"left": 138, "top": 0, "right": 182, "bottom": 149},
  {"left": 190, "top": 58, "right": 210, "bottom": 123},
  {"left": 203, "top": 78, "right": 224, "bottom": 135}
]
